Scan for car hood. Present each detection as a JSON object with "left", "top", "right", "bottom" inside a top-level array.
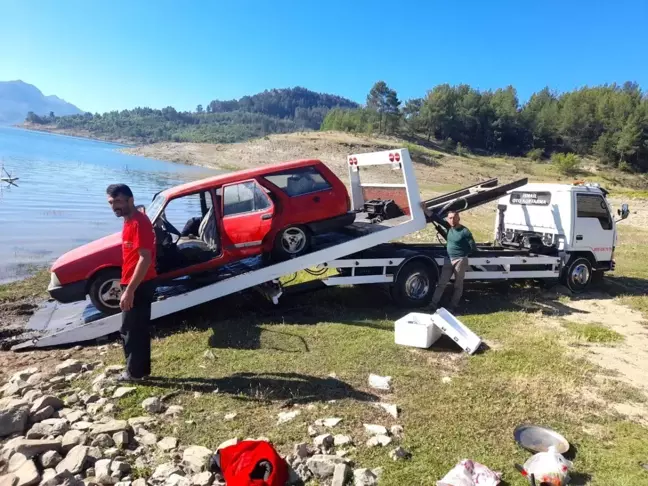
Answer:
[{"left": 52, "top": 232, "right": 122, "bottom": 270}]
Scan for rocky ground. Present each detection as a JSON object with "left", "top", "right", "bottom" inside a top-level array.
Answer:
[{"left": 0, "top": 359, "right": 412, "bottom": 486}]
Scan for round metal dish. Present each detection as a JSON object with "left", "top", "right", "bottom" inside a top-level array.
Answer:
[{"left": 514, "top": 424, "right": 570, "bottom": 454}]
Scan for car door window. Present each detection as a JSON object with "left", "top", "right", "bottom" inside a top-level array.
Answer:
[
  {"left": 223, "top": 181, "right": 271, "bottom": 216},
  {"left": 262, "top": 166, "right": 332, "bottom": 196},
  {"left": 576, "top": 194, "right": 612, "bottom": 230}
]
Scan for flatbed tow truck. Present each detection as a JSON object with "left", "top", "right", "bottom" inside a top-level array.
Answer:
[{"left": 13, "top": 148, "right": 627, "bottom": 350}]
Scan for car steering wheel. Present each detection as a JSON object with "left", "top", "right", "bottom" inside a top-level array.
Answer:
[{"left": 157, "top": 215, "right": 182, "bottom": 244}]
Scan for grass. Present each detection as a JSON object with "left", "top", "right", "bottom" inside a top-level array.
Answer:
[
  {"left": 599, "top": 380, "right": 648, "bottom": 404},
  {"left": 563, "top": 322, "right": 624, "bottom": 343},
  {"left": 0, "top": 269, "right": 49, "bottom": 303}
]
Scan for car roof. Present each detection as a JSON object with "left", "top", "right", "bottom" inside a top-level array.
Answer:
[
  {"left": 161, "top": 158, "right": 324, "bottom": 199},
  {"left": 510, "top": 183, "right": 605, "bottom": 194}
]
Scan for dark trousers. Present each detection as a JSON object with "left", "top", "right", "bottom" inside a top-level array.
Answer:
[{"left": 120, "top": 282, "right": 155, "bottom": 378}]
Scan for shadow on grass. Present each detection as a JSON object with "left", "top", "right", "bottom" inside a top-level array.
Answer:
[{"left": 141, "top": 372, "right": 379, "bottom": 405}]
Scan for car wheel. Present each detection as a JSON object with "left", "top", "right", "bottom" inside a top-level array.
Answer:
[
  {"left": 562, "top": 257, "right": 593, "bottom": 293},
  {"left": 390, "top": 260, "right": 438, "bottom": 308},
  {"left": 273, "top": 226, "right": 311, "bottom": 260},
  {"left": 89, "top": 268, "right": 122, "bottom": 315}
]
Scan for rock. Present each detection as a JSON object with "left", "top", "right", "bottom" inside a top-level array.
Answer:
[
  {"left": 90, "top": 435, "right": 114, "bottom": 448},
  {"left": 94, "top": 460, "right": 112, "bottom": 484},
  {"left": 363, "top": 424, "right": 388, "bottom": 437},
  {"left": 56, "top": 446, "right": 89, "bottom": 475},
  {"left": 305, "top": 455, "right": 348, "bottom": 480},
  {"left": 164, "top": 475, "right": 190, "bottom": 486},
  {"left": 86, "top": 448, "right": 102, "bottom": 464},
  {"left": 71, "top": 423, "right": 93, "bottom": 432},
  {"left": 277, "top": 411, "right": 300, "bottom": 424},
  {"left": 89, "top": 421, "right": 129, "bottom": 438},
  {"left": 332, "top": 463, "right": 351, "bottom": 486},
  {"left": 131, "top": 480, "right": 145, "bottom": 486},
  {"left": 202, "top": 350, "right": 216, "bottom": 360},
  {"left": 368, "top": 374, "right": 391, "bottom": 391},
  {"left": 62, "top": 431, "right": 87, "bottom": 453},
  {"left": 314, "top": 418, "right": 343, "bottom": 428},
  {"left": 307, "top": 426, "right": 318, "bottom": 437},
  {"left": 30, "top": 397, "right": 64, "bottom": 414},
  {"left": 111, "top": 389, "right": 135, "bottom": 400},
  {"left": 366, "top": 435, "right": 392, "bottom": 448},
  {"left": 22, "top": 391, "right": 43, "bottom": 405},
  {"left": 442, "top": 376, "right": 452, "bottom": 384},
  {"left": 112, "top": 432, "right": 128, "bottom": 449},
  {"left": 313, "top": 434, "right": 334, "bottom": 449},
  {"left": 2, "top": 381, "right": 29, "bottom": 399},
  {"left": 39, "top": 469, "right": 58, "bottom": 486},
  {"left": 8, "top": 452, "right": 29, "bottom": 473},
  {"left": 12, "top": 458, "right": 40, "bottom": 486},
  {"left": 376, "top": 403, "right": 399, "bottom": 419},
  {"left": 49, "top": 377, "right": 65, "bottom": 386},
  {"left": 371, "top": 468, "right": 383, "bottom": 481},
  {"left": 216, "top": 439, "right": 239, "bottom": 451},
  {"left": 5, "top": 439, "right": 62, "bottom": 458},
  {"left": 353, "top": 468, "right": 378, "bottom": 486},
  {"left": 39, "top": 451, "right": 63, "bottom": 469},
  {"left": 83, "top": 395, "right": 101, "bottom": 406},
  {"left": 223, "top": 413, "right": 237, "bottom": 421},
  {"left": 135, "top": 430, "right": 157, "bottom": 447},
  {"left": 55, "top": 361, "right": 82, "bottom": 376},
  {"left": 102, "top": 449, "right": 119, "bottom": 460},
  {"left": 182, "top": 446, "right": 212, "bottom": 474},
  {"left": 294, "top": 443, "right": 315, "bottom": 460},
  {"left": 25, "top": 374, "right": 44, "bottom": 387},
  {"left": 114, "top": 482, "right": 131, "bottom": 486},
  {"left": 26, "top": 423, "right": 52, "bottom": 440},
  {"left": 333, "top": 435, "right": 353, "bottom": 447},
  {"left": 390, "top": 425, "right": 404, "bottom": 438},
  {"left": 64, "top": 412, "right": 84, "bottom": 425},
  {"left": 40, "top": 419, "right": 69, "bottom": 437},
  {"left": 157, "top": 437, "right": 178, "bottom": 452},
  {"left": 0, "top": 399, "right": 30, "bottom": 438},
  {"left": 65, "top": 395, "right": 80, "bottom": 407},
  {"left": 150, "top": 464, "right": 183, "bottom": 484},
  {"left": 30, "top": 407, "right": 55, "bottom": 423},
  {"left": 140, "top": 398, "right": 163, "bottom": 414},
  {"left": 126, "top": 417, "right": 155, "bottom": 428},
  {"left": 164, "top": 406, "right": 183, "bottom": 418},
  {"left": 389, "top": 446, "right": 411, "bottom": 461},
  {"left": 104, "top": 366, "right": 124, "bottom": 376},
  {"left": 109, "top": 462, "right": 129, "bottom": 475},
  {"left": 189, "top": 473, "right": 212, "bottom": 486},
  {"left": 0, "top": 475, "right": 17, "bottom": 486}
]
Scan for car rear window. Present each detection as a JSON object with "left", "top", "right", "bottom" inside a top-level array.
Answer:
[{"left": 263, "top": 166, "right": 332, "bottom": 197}]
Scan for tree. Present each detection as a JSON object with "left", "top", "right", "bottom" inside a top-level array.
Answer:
[
  {"left": 616, "top": 115, "right": 642, "bottom": 164},
  {"left": 366, "top": 81, "right": 401, "bottom": 134},
  {"left": 49, "top": 111, "right": 55, "bottom": 119},
  {"left": 196, "top": 104, "right": 204, "bottom": 113}
]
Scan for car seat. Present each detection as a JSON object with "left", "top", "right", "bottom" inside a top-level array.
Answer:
[{"left": 286, "top": 174, "right": 315, "bottom": 196}]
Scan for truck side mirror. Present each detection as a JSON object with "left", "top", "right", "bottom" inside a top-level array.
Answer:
[{"left": 617, "top": 203, "right": 630, "bottom": 220}]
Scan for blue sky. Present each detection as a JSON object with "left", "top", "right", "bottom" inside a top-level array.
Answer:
[{"left": 1, "top": 0, "right": 647, "bottom": 113}]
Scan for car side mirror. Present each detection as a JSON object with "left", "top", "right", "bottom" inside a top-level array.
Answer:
[{"left": 617, "top": 203, "right": 630, "bottom": 220}]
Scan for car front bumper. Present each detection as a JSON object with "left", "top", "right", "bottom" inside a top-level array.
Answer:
[{"left": 47, "top": 272, "right": 87, "bottom": 304}]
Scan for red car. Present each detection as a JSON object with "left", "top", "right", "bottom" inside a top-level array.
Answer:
[{"left": 48, "top": 159, "right": 355, "bottom": 314}]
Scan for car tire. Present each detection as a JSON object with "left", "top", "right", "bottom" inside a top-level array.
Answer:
[
  {"left": 89, "top": 268, "right": 122, "bottom": 315},
  {"left": 562, "top": 257, "right": 593, "bottom": 293},
  {"left": 390, "top": 260, "right": 438, "bottom": 308},
  {"left": 272, "top": 226, "right": 312, "bottom": 261}
]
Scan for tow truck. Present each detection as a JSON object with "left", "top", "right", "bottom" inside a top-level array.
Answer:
[{"left": 12, "top": 148, "right": 629, "bottom": 350}]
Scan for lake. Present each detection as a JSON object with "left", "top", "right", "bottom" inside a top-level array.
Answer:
[{"left": 0, "top": 127, "right": 215, "bottom": 283}]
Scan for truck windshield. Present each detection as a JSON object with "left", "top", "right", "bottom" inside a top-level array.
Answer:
[{"left": 146, "top": 193, "right": 166, "bottom": 222}]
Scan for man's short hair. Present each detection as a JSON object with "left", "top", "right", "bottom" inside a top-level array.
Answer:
[{"left": 106, "top": 184, "right": 133, "bottom": 199}]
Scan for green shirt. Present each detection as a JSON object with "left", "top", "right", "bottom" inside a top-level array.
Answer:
[{"left": 446, "top": 226, "right": 477, "bottom": 259}]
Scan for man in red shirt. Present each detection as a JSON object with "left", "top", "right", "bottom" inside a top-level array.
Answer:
[{"left": 106, "top": 184, "right": 157, "bottom": 382}]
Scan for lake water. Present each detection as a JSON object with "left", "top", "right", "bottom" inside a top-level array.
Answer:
[{"left": 0, "top": 127, "right": 215, "bottom": 283}]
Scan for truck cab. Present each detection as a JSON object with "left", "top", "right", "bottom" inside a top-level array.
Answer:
[{"left": 494, "top": 182, "right": 630, "bottom": 290}]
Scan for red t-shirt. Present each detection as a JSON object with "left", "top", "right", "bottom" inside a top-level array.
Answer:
[{"left": 121, "top": 210, "right": 157, "bottom": 285}]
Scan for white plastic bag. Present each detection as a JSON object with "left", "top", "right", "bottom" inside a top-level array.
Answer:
[
  {"left": 522, "top": 446, "right": 572, "bottom": 486},
  {"left": 437, "top": 459, "right": 501, "bottom": 486}
]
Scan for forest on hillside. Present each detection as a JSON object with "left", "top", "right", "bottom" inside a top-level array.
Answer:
[
  {"left": 322, "top": 81, "right": 648, "bottom": 172},
  {"left": 25, "top": 87, "right": 358, "bottom": 144}
]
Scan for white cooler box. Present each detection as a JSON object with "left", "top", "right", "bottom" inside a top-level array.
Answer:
[
  {"left": 394, "top": 312, "right": 443, "bottom": 348},
  {"left": 431, "top": 307, "right": 482, "bottom": 355}
]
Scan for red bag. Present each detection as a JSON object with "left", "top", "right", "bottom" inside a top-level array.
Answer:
[{"left": 217, "top": 440, "right": 289, "bottom": 486}]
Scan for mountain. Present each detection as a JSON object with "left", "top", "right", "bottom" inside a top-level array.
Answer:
[{"left": 0, "top": 80, "right": 82, "bottom": 125}]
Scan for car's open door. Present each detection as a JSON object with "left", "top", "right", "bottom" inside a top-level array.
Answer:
[{"left": 221, "top": 180, "right": 275, "bottom": 256}]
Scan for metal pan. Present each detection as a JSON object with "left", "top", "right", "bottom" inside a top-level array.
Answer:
[{"left": 514, "top": 424, "right": 570, "bottom": 454}]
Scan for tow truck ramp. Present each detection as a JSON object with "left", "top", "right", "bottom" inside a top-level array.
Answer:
[{"left": 12, "top": 148, "right": 562, "bottom": 350}]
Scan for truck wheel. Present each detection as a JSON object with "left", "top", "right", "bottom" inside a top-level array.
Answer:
[
  {"left": 89, "top": 268, "right": 122, "bottom": 315},
  {"left": 272, "top": 226, "right": 311, "bottom": 261},
  {"left": 390, "top": 261, "right": 437, "bottom": 308},
  {"left": 563, "top": 257, "right": 593, "bottom": 293}
]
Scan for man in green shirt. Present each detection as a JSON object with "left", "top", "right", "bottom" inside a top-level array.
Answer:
[{"left": 431, "top": 210, "right": 477, "bottom": 311}]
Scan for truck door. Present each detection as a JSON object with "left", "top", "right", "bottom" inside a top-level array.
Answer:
[{"left": 572, "top": 193, "right": 614, "bottom": 263}]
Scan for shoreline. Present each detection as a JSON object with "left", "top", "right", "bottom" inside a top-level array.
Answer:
[{"left": 16, "top": 123, "right": 137, "bottom": 146}]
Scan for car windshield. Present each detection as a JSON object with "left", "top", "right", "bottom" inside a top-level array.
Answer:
[{"left": 145, "top": 193, "right": 166, "bottom": 222}]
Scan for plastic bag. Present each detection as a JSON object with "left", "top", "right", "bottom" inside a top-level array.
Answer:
[
  {"left": 437, "top": 459, "right": 502, "bottom": 486},
  {"left": 522, "top": 446, "right": 572, "bottom": 486}
]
